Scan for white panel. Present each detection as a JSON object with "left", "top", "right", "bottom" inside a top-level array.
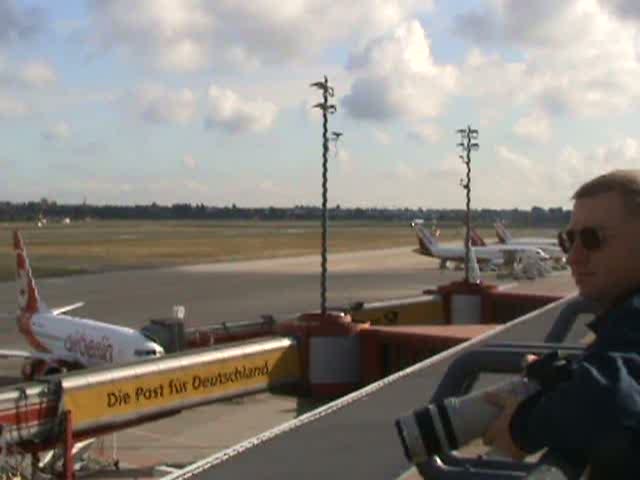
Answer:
[
  {"left": 309, "top": 337, "right": 360, "bottom": 384},
  {"left": 450, "top": 294, "right": 482, "bottom": 324}
]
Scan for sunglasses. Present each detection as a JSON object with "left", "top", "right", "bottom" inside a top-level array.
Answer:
[{"left": 557, "top": 227, "right": 604, "bottom": 254}]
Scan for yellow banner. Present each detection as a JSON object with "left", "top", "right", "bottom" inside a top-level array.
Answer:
[
  {"left": 64, "top": 345, "right": 300, "bottom": 427},
  {"left": 351, "top": 298, "right": 444, "bottom": 326}
]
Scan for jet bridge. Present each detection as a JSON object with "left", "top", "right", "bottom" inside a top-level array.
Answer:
[{"left": 161, "top": 295, "right": 594, "bottom": 480}]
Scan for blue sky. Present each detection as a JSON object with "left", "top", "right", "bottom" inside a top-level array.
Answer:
[{"left": 2, "top": 0, "right": 640, "bottom": 208}]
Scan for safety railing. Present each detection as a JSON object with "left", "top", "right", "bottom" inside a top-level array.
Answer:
[{"left": 412, "top": 296, "right": 597, "bottom": 479}]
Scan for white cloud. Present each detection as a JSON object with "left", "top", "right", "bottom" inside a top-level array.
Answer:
[
  {"left": 135, "top": 85, "right": 197, "bottom": 125},
  {"left": 495, "top": 145, "right": 535, "bottom": 172},
  {"left": 204, "top": 85, "right": 277, "bottom": 133},
  {"left": 563, "top": 138, "right": 640, "bottom": 182},
  {"left": 182, "top": 179, "right": 208, "bottom": 193},
  {"left": 87, "top": 1, "right": 432, "bottom": 72},
  {"left": 0, "top": 93, "right": 28, "bottom": 117},
  {"left": 555, "top": 139, "right": 640, "bottom": 200},
  {"left": 72, "top": 140, "right": 108, "bottom": 157},
  {"left": 343, "top": 20, "right": 458, "bottom": 121},
  {"left": 455, "top": 1, "right": 576, "bottom": 48},
  {"left": 88, "top": 0, "right": 212, "bottom": 72},
  {"left": 466, "top": 139, "right": 640, "bottom": 208},
  {"left": 597, "top": 0, "right": 640, "bottom": 21},
  {"left": 456, "top": 1, "right": 640, "bottom": 118},
  {"left": 20, "top": 61, "right": 56, "bottom": 88},
  {"left": 42, "top": 121, "right": 72, "bottom": 142},
  {"left": 73, "top": 178, "right": 134, "bottom": 195},
  {"left": 394, "top": 160, "right": 416, "bottom": 181},
  {"left": 38, "top": 138, "right": 640, "bottom": 208},
  {"left": 408, "top": 124, "right": 442, "bottom": 143},
  {"left": 0, "top": 58, "right": 56, "bottom": 89},
  {"left": 300, "top": 97, "right": 322, "bottom": 124},
  {"left": 372, "top": 128, "right": 392, "bottom": 145},
  {"left": 513, "top": 110, "right": 552, "bottom": 143},
  {"left": 182, "top": 154, "right": 197, "bottom": 169},
  {"left": 469, "top": 145, "right": 553, "bottom": 207},
  {"left": 335, "top": 148, "right": 356, "bottom": 174},
  {"left": 258, "top": 180, "right": 279, "bottom": 194},
  {"left": 64, "top": 176, "right": 213, "bottom": 203}
]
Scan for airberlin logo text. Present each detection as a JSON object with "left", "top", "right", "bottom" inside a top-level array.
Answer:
[
  {"left": 106, "top": 361, "right": 270, "bottom": 408},
  {"left": 64, "top": 332, "right": 114, "bottom": 363}
]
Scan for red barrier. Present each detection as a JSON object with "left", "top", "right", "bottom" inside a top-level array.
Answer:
[
  {"left": 360, "top": 324, "right": 498, "bottom": 385},
  {"left": 435, "top": 281, "right": 498, "bottom": 324},
  {"left": 275, "top": 312, "right": 369, "bottom": 399},
  {"left": 484, "top": 290, "right": 562, "bottom": 325}
]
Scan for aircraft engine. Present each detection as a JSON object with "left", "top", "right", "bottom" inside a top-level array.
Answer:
[{"left": 22, "top": 359, "right": 78, "bottom": 380}]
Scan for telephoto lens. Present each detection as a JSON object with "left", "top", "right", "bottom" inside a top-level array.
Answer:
[{"left": 395, "top": 377, "right": 539, "bottom": 464}]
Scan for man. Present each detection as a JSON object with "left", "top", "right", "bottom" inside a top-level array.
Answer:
[{"left": 483, "top": 169, "right": 640, "bottom": 478}]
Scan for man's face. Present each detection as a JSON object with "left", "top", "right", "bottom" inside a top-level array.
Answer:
[{"left": 567, "top": 191, "right": 640, "bottom": 306}]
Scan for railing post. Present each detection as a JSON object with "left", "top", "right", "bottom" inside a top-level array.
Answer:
[{"left": 62, "top": 410, "right": 75, "bottom": 480}]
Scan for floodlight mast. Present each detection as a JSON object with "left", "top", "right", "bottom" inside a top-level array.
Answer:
[
  {"left": 456, "top": 126, "right": 480, "bottom": 284},
  {"left": 310, "top": 76, "right": 337, "bottom": 317}
]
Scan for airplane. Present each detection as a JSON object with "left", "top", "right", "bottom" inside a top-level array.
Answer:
[
  {"left": 411, "top": 220, "right": 551, "bottom": 272},
  {"left": 494, "top": 221, "right": 559, "bottom": 247},
  {"left": 1, "top": 231, "right": 165, "bottom": 379},
  {"left": 491, "top": 222, "right": 566, "bottom": 269}
]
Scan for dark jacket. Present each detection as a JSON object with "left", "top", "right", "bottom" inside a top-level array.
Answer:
[{"left": 510, "top": 292, "right": 640, "bottom": 476}]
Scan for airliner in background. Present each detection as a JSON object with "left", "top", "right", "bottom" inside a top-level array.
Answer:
[
  {"left": 0, "top": 231, "right": 165, "bottom": 379},
  {"left": 411, "top": 220, "right": 551, "bottom": 271},
  {"left": 495, "top": 221, "right": 559, "bottom": 247},
  {"left": 490, "top": 221, "right": 566, "bottom": 268}
]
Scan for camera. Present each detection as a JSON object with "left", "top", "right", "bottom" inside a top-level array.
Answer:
[
  {"left": 395, "top": 377, "right": 539, "bottom": 463},
  {"left": 395, "top": 351, "right": 574, "bottom": 464}
]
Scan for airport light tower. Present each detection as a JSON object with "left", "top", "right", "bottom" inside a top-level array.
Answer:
[
  {"left": 457, "top": 126, "right": 479, "bottom": 284},
  {"left": 310, "top": 76, "right": 337, "bottom": 317}
]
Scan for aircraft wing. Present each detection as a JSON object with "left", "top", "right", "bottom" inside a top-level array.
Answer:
[
  {"left": 492, "top": 245, "right": 539, "bottom": 252},
  {"left": 0, "top": 349, "right": 71, "bottom": 362},
  {"left": 0, "top": 349, "right": 39, "bottom": 360},
  {"left": 52, "top": 302, "right": 85, "bottom": 315}
]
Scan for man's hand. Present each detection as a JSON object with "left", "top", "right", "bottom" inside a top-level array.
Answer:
[{"left": 483, "top": 391, "right": 528, "bottom": 461}]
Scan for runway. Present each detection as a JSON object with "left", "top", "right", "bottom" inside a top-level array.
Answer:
[
  {"left": 0, "top": 247, "right": 575, "bottom": 477},
  {"left": 0, "top": 247, "right": 466, "bottom": 359}
]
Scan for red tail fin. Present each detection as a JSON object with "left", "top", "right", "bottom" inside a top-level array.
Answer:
[
  {"left": 14, "top": 231, "right": 41, "bottom": 314},
  {"left": 411, "top": 222, "right": 437, "bottom": 256},
  {"left": 470, "top": 227, "right": 486, "bottom": 247},
  {"left": 495, "top": 221, "right": 509, "bottom": 244}
]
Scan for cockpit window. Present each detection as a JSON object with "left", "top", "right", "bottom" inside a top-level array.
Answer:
[
  {"left": 141, "top": 332, "right": 160, "bottom": 343},
  {"left": 135, "top": 349, "right": 160, "bottom": 357}
]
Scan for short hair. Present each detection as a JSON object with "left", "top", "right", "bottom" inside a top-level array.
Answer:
[{"left": 573, "top": 169, "right": 640, "bottom": 217}]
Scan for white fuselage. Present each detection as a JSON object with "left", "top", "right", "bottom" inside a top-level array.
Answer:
[
  {"left": 411, "top": 222, "right": 549, "bottom": 266},
  {"left": 26, "top": 312, "right": 163, "bottom": 367},
  {"left": 429, "top": 244, "right": 548, "bottom": 264},
  {"left": 505, "top": 237, "right": 558, "bottom": 246},
  {"left": 500, "top": 239, "right": 564, "bottom": 260}
]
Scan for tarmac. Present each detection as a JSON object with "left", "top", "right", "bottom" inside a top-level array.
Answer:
[
  {"left": 0, "top": 247, "right": 577, "bottom": 478},
  {"left": 173, "top": 276, "right": 582, "bottom": 480}
]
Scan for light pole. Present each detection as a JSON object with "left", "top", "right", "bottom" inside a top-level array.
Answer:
[
  {"left": 310, "top": 76, "right": 337, "bottom": 316},
  {"left": 457, "top": 126, "right": 479, "bottom": 284}
]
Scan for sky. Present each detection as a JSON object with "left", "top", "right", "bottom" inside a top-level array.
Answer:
[{"left": 1, "top": 0, "right": 640, "bottom": 209}]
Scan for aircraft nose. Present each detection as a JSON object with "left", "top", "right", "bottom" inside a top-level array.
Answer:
[{"left": 147, "top": 341, "right": 164, "bottom": 356}]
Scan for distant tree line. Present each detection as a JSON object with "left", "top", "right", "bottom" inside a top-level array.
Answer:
[{"left": 0, "top": 199, "right": 570, "bottom": 227}]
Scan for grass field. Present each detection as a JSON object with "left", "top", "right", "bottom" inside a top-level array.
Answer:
[{"left": 0, "top": 220, "right": 561, "bottom": 281}]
